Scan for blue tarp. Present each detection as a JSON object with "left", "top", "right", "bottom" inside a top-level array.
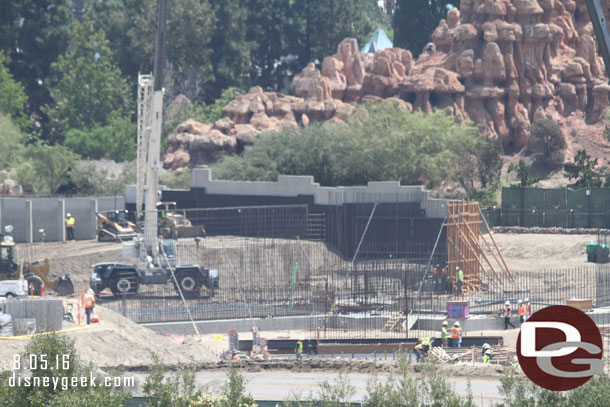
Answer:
[{"left": 361, "top": 29, "right": 393, "bottom": 53}]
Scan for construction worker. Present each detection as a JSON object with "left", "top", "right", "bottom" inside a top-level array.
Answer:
[
  {"left": 441, "top": 320, "right": 449, "bottom": 347},
  {"left": 83, "top": 289, "right": 95, "bottom": 325},
  {"left": 451, "top": 321, "right": 462, "bottom": 348},
  {"left": 503, "top": 301, "right": 516, "bottom": 330},
  {"left": 511, "top": 356, "right": 519, "bottom": 368},
  {"left": 433, "top": 264, "right": 440, "bottom": 292},
  {"left": 482, "top": 343, "right": 494, "bottom": 363},
  {"left": 295, "top": 339, "right": 303, "bottom": 359},
  {"left": 517, "top": 299, "right": 525, "bottom": 324},
  {"left": 413, "top": 337, "right": 432, "bottom": 362},
  {"left": 483, "top": 348, "right": 493, "bottom": 364},
  {"left": 524, "top": 298, "right": 532, "bottom": 321},
  {"left": 65, "top": 213, "right": 75, "bottom": 241},
  {"left": 441, "top": 264, "right": 449, "bottom": 292},
  {"left": 456, "top": 266, "right": 463, "bottom": 295}
]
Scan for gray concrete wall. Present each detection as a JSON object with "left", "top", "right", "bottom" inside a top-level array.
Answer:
[
  {"left": 128, "top": 169, "right": 448, "bottom": 218},
  {"left": 96, "top": 197, "right": 126, "bottom": 212},
  {"left": 0, "top": 197, "right": 123, "bottom": 243},
  {"left": 0, "top": 199, "right": 30, "bottom": 242},
  {"left": 5, "top": 298, "right": 63, "bottom": 333},
  {"left": 32, "top": 199, "right": 63, "bottom": 242},
  {"left": 65, "top": 198, "right": 97, "bottom": 240}
]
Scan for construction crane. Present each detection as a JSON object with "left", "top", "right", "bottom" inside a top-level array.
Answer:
[{"left": 90, "top": 0, "right": 218, "bottom": 299}]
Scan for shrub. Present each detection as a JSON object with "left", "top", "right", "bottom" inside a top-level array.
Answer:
[{"left": 529, "top": 119, "right": 566, "bottom": 166}]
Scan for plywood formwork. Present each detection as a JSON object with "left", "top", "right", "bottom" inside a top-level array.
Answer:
[{"left": 447, "top": 201, "right": 513, "bottom": 293}]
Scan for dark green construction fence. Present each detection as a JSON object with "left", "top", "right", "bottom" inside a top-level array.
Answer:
[{"left": 482, "top": 187, "right": 610, "bottom": 228}]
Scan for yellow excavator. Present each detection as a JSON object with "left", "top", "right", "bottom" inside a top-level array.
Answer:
[
  {"left": 97, "top": 210, "right": 138, "bottom": 242},
  {"left": 0, "top": 229, "right": 74, "bottom": 296}
]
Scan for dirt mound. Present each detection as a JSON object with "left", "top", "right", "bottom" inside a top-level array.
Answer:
[{"left": 0, "top": 305, "right": 221, "bottom": 371}]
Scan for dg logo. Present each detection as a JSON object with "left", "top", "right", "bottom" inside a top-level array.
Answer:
[{"left": 517, "top": 305, "right": 603, "bottom": 391}]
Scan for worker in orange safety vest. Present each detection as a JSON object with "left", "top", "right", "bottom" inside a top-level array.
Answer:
[
  {"left": 84, "top": 289, "right": 95, "bottom": 325},
  {"left": 451, "top": 321, "right": 462, "bottom": 348},
  {"left": 524, "top": 298, "right": 532, "bottom": 321},
  {"left": 518, "top": 299, "right": 525, "bottom": 324}
]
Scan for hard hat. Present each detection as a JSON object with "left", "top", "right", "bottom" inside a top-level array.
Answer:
[
  {"left": 518, "top": 299, "right": 523, "bottom": 303},
  {"left": 297, "top": 339, "right": 302, "bottom": 342},
  {"left": 87, "top": 288, "right": 93, "bottom": 294},
  {"left": 524, "top": 298, "right": 529, "bottom": 302},
  {"left": 513, "top": 356, "right": 518, "bottom": 363},
  {"left": 442, "top": 321, "right": 448, "bottom": 326},
  {"left": 454, "top": 321, "right": 460, "bottom": 327},
  {"left": 419, "top": 338, "right": 424, "bottom": 342},
  {"left": 505, "top": 301, "right": 510, "bottom": 306},
  {"left": 483, "top": 343, "right": 489, "bottom": 349},
  {"left": 66, "top": 213, "right": 71, "bottom": 217},
  {"left": 485, "top": 349, "right": 492, "bottom": 355}
]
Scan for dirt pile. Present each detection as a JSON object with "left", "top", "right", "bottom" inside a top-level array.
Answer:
[{"left": 0, "top": 305, "right": 222, "bottom": 371}]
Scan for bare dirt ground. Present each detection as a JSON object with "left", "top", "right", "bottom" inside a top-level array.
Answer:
[{"left": 0, "top": 305, "right": 223, "bottom": 371}]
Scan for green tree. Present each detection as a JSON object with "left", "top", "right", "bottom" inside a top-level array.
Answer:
[
  {"left": 394, "top": 0, "right": 458, "bottom": 56},
  {"left": 214, "top": 102, "right": 483, "bottom": 189},
  {"left": 529, "top": 118, "right": 566, "bottom": 167},
  {"left": 508, "top": 159, "right": 538, "bottom": 187},
  {"left": 15, "top": 143, "right": 80, "bottom": 194},
  {"left": 160, "top": 168, "right": 192, "bottom": 190},
  {"left": 0, "top": 52, "right": 31, "bottom": 132},
  {"left": 210, "top": 0, "right": 254, "bottom": 97},
  {"left": 43, "top": 20, "right": 131, "bottom": 143},
  {"left": 69, "top": 161, "right": 136, "bottom": 196},
  {"left": 566, "top": 149, "right": 608, "bottom": 188},
  {"left": 0, "top": 333, "right": 130, "bottom": 407},
  {"left": 64, "top": 111, "right": 136, "bottom": 161},
  {"left": 296, "top": 0, "right": 388, "bottom": 65},
  {"left": 0, "top": 0, "right": 73, "bottom": 124},
  {"left": 0, "top": 113, "right": 26, "bottom": 170},
  {"left": 477, "top": 136, "right": 503, "bottom": 188},
  {"left": 122, "top": 0, "right": 215, "bottom": 102}
]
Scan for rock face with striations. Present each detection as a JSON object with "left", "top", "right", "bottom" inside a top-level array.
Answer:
[{"left": 164, "top": 0, "right": 610, "bottom": 170}]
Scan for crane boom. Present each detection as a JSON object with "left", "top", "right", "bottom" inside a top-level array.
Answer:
[{"left": 136, "top": 0, "right": 167, "bottom": 264}]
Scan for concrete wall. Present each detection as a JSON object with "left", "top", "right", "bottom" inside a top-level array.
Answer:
[
  {"left": 0, "top": 196, "right": 124, "bottom": 243},
  {"left": 5, "top": 298, "right": 63, "bottom": 333},
  {"left": 65, "top": 198, "right": 97, "bottom": 240},
  {"left": 128, "top": 169, "right": 448, "bottom": 218}
]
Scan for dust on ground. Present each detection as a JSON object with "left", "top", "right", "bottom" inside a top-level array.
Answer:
[{"left": 0, "top": 305, "right": 222, "bottom": 371}]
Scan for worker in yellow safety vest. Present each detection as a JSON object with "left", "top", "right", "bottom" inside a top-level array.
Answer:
[
  {"left": 83, "top": 289, "right": 95, "bottom": 325},
  {"left": 456, "top": 267, "right": 464, "bottom": 295},
  {"left": 441, "top": 320, "right": 449, "bottom": 347},
  {"left": 65, "top": 213, "right": 75, "bottom": 241},
  {"left": 295, "top": 339, "right": 303, "bottom": 359},
  {"left": 503, "top": 301, "right": 516, "bottom": 330}
]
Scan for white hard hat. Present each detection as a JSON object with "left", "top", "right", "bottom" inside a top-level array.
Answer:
[
  {"left": 518, "top": 299, "right": 523, "bottom": 303},
  {"left": 442, "top": 320, "right": 448, "bottom": 326},
  {"left": 454, "top": 321, "right": 460, "bottom": 327},
  {"left": 513, "top": 356, "right": 518, "bottom": 363},
  {"left": 87, "top": 289, "right": 94, "bottom": 294},
  {"left": 505, "top": 301, "right": 510, "bottom": 306},
  {"left": 485, "top": 349, "right": 492, "bottom": 355},
  {"left": 66, "top": 213, "right": 71, "bottom": 217},
  {"left": 524, "top": 298, "right": 529, "bottom": 302},
  {"left": 483, "top": 343, "right": 489, "bottom": 348}
]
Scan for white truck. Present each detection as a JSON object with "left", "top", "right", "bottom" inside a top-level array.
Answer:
[{"left": 0, "top": 279, "right": 28, "bottom": 298}]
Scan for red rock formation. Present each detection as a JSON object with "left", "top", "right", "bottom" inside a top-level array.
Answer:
[{"left": 164, "top": 0, "right": 610, "bottom": 170}]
